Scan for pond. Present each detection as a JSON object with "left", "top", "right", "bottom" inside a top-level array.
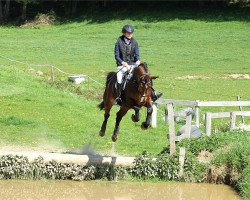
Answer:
[{"left": 0, "top": 180, "right": 241, "bottom": 200}]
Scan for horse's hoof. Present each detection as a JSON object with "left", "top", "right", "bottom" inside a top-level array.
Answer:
[
  {"left": 99, "top": 130, "right": 105, "bottom": 137},
  {"left": 131, "top": 114, "right": 139, "bottom": 122},
  {"left": 141, "top": 122, "right": 150, "bottom": 130},
  {"left": 112, "top": 134, "right": 117, "bottom": 142}
]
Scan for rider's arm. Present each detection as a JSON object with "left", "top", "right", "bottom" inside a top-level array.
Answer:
[
  {"left": 115, "top": 42, "right": 129, "bottom": 68},
  {"left": 114, "top": 41, "right": 123, "bottom": 66},
  {"left": 134, "top": 41, "right": 140, "bottom": 63}
]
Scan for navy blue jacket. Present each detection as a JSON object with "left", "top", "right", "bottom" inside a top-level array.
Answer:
[{"left": 114, "top": 35, "right": 140, "bottom": 66}]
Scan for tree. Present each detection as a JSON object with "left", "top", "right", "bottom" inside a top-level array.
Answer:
[
  {"left": 17, "top": 0, "right": 36, "bottom": 21},
  {"left": 0, "top": 0, "right": 3, "bottom": 23},
  {"left": 21, "top": 0, "right": 27, "bottom": 21},
  {"left": 4, "top": 0, "right": 10, "bottom": 20},
  {"left": 0, "top": 0, "right": 10, "bottom": 23}
]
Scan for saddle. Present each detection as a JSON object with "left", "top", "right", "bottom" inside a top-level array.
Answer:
[
  {"left": 115, "top": 69, "right": 134, "bottom": 91},
  {"left": 121, "top": 69, "right": 134, "bottom": 90}
]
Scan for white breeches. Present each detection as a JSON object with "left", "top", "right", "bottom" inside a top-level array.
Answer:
[{"left": 117, "top": 65, "right": 137, "bottom": 84}]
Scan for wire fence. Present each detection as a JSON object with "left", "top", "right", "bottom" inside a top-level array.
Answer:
[
  {"left": 0, "top": 53, "right": 105, "bottom": 87},
  {"left": 1, "top": 53, "right": 248, "bottom": 102}
]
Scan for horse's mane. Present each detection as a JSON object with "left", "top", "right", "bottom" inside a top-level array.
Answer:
[{"left": 138, "top": 62, "right": 148, "bottom": 73}]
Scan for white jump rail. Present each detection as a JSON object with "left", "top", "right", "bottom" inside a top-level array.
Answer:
[
  {"left": 155, "top": 99, "right": 250, "bottom": 127},
  {"left": 0, "top": 151, "right": 136, "bottom": 167},
  {"left": 0, "top": 149, "right": 186, "bottom": 173},
  {"left": 154, "top": 99, "right": 250, "bottom": 155},
  {"left": 205, "top": 111, "right": 250, "bottom": 136}
]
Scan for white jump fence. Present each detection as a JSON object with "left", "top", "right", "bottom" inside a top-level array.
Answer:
[
  {"left": 152, "top": 99, "right": 250, "bottom": 155},
  {"left": 205, "top": 111, "right": 250, "bottom": 136}
]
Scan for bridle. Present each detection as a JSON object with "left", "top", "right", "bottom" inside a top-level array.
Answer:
[
  {"left": 139, "top": 73, "right": 151, "bottom": 87},
  {"left": 135, "top": 73, "right": 152, "bottom": 102}
]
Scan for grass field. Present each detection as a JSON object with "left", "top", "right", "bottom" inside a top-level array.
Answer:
[{"left": 0, "top": 7, "right": 250, "bottom": 155}]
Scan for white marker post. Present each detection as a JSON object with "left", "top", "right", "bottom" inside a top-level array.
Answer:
[{"left": 151, "top": 104, "right": 157, "bottom": 128}]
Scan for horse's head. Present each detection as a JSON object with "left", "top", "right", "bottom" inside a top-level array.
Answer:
[{"left": 133, "top": 63, "right": 159, "bottom": 100}]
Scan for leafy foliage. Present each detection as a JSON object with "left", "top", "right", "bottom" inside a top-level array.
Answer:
[
  {"left": 177, "top": 131, "right": 250, "bottom": 156},
  {"left": 239, "top": 167, "right": 250, "bottom": 200},
  {"left": 128, "top": 151, "right": 206, "bottom": 182},
  {"left": 130, "top": 151, "right": 158, "bottom": 179}
]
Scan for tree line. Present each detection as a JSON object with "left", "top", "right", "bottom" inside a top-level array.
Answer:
[{"left": 0, "top": 0, "right": 249, "bottom": 24}]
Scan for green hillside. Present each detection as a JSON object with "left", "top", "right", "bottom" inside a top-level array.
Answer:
[{"left": 0, "top": 8, "right": 250, "bottom": 155}]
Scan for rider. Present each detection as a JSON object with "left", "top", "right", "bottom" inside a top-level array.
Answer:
[{"left": 114, "top": 24, "right": 162, "bottom": 105}]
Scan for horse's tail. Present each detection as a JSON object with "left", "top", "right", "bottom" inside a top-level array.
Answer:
[
  {"left": 98, "top": 101, "right": 105, "bottom": 110},
  {"left": 98, "top": 72, "right": 116, "bottom": 110}
]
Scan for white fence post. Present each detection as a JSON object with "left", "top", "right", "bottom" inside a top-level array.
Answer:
[
  {"left": 185, "top": 114, "right": 192, "bottom": 138},
  {"left": 167, "top": 103, "right": 176, "bottom": 156},
  {"left": 195, "top": 106, "right": 200, "bottom": 127},
  {"left": 51, "top": 65, "right": 55, "bottom": 82},
  {"left": 230, "top": 112, "right": 236, "bottom": 130},
  {"left": 179, "top": 147, "right": 186, "bottom": 177},
  {"left": 151, "top": 104, "right": 157, "bottom": 128},
  {"left": 205, "top": 112, "right": 212, "bottom": 136},
  {"left": 237, "top": 96, "right": 245, "bottom": 124}
]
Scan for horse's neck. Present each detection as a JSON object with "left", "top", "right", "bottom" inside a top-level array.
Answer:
[
  {"left": 132, "top": 67, "right": 145, "bottom": 80},
  {"left": 129, "top": 69, "right": 144, "bottom": 88}
]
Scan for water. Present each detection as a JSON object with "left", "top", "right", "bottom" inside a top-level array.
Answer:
[{"left": 0, "top": 180, "right": 241, "bottom": 200}]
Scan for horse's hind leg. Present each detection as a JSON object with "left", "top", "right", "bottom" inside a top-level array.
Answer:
[
  {"left": 112, "top": 105, "right": 129, "bottom": 142},
  {"left": 99, "top": 101, "right": 113, "bottom": 137}
]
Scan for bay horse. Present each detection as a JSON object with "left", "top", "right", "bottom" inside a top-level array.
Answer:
[{"left": 98, "top": 63, "right": 159, "bottom": 142}]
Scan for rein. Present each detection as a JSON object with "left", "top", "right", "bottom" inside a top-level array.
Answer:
[{"left": 134, "top": 72, "right": 152, "bottom": 102}]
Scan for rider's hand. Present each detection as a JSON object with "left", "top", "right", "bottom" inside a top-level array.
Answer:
[
  {"left": 121, "top": 61, "right": 129, "bottom": 68},
  {"left": 135, "top": 60, "right": 141, "bottom": 66}
]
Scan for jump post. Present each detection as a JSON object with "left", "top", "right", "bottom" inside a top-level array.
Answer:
[{"left": 154, "top": 98, "right": 250, "bottom": 155}]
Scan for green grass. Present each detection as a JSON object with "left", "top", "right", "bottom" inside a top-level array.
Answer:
[{"left": 0, "top": 8, "right": 250, "bottom": 155}]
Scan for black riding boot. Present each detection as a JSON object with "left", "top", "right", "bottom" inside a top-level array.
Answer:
[
  {"left": 151, "top": 88, "right": 163, "bottom": 102},
  {"left": 116, "top": 83, "right": 122, "bottom": 106}
]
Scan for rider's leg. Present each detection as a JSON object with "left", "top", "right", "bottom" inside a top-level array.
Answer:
[{"left": 116, "top": 66, "right": 128, "bottom": 105}]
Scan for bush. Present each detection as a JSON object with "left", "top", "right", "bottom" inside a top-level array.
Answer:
[{"left": 239, "top": 167, "right": 250, "bottom": 200}]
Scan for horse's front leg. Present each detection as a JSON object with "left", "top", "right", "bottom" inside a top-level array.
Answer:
[
  {"left": 131, "top": 106, "right": 140, "bottom": 122},
  {"left": 99, "top": 101, "right": 113, "bottom": 137},
  {"left": 112, "top": 105, "right": 129, "bottom": 142},
  {"left": 141, "top": 105, "right": 153, "bottom": 130}
]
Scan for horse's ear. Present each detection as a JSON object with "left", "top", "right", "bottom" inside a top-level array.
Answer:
[{"left": 150, "top": 76, "right": 159, "bottom": 80}]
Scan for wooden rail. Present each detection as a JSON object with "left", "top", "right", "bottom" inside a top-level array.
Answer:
[
  {"left": 156, "top": 99, "right": 196, "bottom": 106},
  {"left": 156, "top": 99, "right": 250, "bottom": 107},
  {"left": 154, "top": 99, "right": 250, "bottom": 127},
  {"left": 0, "top": 151, "right": 136, "bottom": 167},
  {"left": 205, "top": 111, "right": 250, "bottom": 136},
  {"left": 0, "top": 149, "right": 186, "bottom": 169},
  {"left": 153, "top": 99, "right": 250, "bottom": 155}
]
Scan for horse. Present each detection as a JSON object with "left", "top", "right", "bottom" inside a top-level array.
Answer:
[{"left": 98, "top": 63, "right": 159, "bottom": 142}]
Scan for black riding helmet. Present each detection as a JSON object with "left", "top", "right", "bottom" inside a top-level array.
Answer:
[{"left": 122, "top": 25, "right": 134, "bottom": 33}]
